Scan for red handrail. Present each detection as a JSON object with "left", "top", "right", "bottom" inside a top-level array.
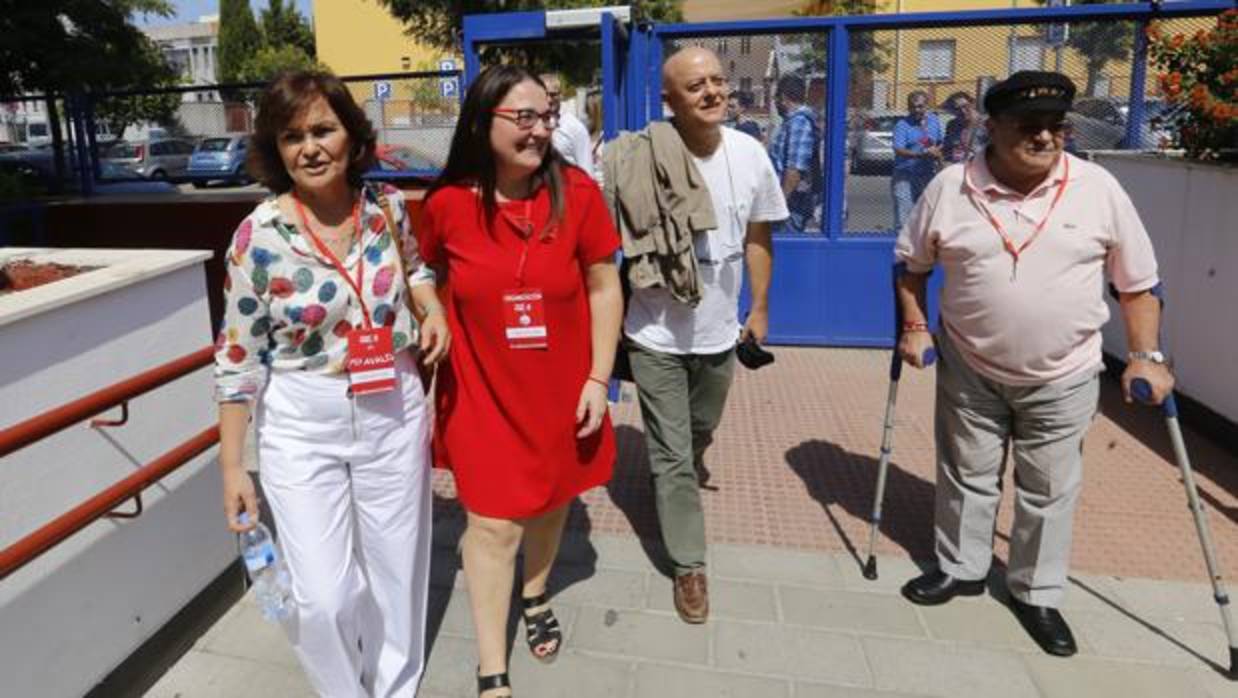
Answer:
[
  {"left": 0, "top": 426, "right": 221, "bottom": 581},
  {"left": 0, "top": 346, "right": 214, "bottom": 458}
]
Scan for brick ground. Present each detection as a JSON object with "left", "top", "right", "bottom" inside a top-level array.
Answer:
[{"left": 432, "top": 347, "right": 1238, "bottom": 582}]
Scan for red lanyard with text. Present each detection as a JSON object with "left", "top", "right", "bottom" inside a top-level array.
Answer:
[
  {"left": 294, "top": 194, "right": 371, "bottom": 327},
  {"left": 965, "top": 156, "right": 1070, "bottom": 279},
  {"left": 500, "top": 198, "right": 536, "bottom": 286}
]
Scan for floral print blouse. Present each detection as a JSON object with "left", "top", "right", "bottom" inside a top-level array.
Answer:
[{"left": 213, "top": 183, "right": 434, "bottom": 403}]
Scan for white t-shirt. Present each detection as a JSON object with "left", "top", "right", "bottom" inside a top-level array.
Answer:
[
  {"left": 552, "top": 111, "right": 594, "bottom": 175},
  {"left": 625, "top": 126, "right": 789, "bottom": 354}
]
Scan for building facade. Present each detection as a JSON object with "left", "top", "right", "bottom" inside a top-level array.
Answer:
[{"left": 144, "top": 16, "right": 220, "bottom": 102}]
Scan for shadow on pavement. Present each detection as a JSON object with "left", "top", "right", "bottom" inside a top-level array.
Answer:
[
  {"left": 1096, "top": 370, "right": 1237, "bottom": 526},
  {"left": 784, "top": 438, "right": 937, "bottom": 572},
  {"left": 606, "top": 424, "right": 676, "bottom": 578}
]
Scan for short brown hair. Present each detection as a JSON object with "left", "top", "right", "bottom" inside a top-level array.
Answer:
[{"left": 247, "top": 71, "right": 377, "bottom": 193}]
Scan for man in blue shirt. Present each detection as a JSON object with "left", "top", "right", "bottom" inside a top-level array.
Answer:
[
  {"left": 891, "top": 90, "right": 943, "bottom": 231},
  {"left": 768, "top": 75, "right": 821, "bottom": 233}
]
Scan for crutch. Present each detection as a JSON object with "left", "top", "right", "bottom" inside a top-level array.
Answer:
[
  {"left": 1125, "top": 286, "right": 1236, "bottom": 678},
  {"left": 863, "top": 263, "right": 936, "bottom": 580}
]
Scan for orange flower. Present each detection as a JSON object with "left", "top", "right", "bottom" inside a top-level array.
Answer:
[{"left": 1171, "top": 34, "right": 1185, "bottom": 48}]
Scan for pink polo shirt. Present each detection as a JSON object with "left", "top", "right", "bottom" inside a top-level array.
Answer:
[{"left": 895, "top": 152, "right": 1159, "bottom": 386}]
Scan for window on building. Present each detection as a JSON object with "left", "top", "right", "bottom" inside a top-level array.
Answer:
[
  {"left": 740, "top": 36, "right": 752, "bottom": 55},
  {"left": 1010, "top": 36, "right": 1045, "bottom": 73},
  {"left": 718, "top": 38, "right": 728, "bottom": 55},
  {"left": 740, "top": 77, "right": 752, "bottom": 94},
  {"left": 917, "top": 40, "right": 956, "bottom": 81}
]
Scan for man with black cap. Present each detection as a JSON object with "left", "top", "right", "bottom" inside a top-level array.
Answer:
[{"left": 892, "top": 71, "right": 1174, "bottom": 656}]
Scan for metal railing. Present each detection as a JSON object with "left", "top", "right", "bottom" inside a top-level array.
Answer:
[{"left": 0, "top": 346, "right": 217, "bottom": 581}]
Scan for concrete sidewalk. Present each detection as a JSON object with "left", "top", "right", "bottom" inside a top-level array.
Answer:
[{"left": 146, "top": 526, "right": 1235, "bottom": 698}]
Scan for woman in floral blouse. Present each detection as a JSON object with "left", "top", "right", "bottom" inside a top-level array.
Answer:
[{"left": 214, "top": 71, "right": 448, "bottom": 697}]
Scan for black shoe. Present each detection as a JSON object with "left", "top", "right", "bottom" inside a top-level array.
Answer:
[
  {"left": 900, "top": 569, "right": 986, "bottom": 606},
  {"left": 1009, "top": 597, "right": 1077, "bottom": 657}
]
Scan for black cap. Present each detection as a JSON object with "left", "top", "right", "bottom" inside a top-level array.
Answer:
[{"left": 983, "top": 71, "right": 1076, "bottom": 117}]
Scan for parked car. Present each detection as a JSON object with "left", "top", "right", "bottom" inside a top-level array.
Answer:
[
  {"left": 1068, "top": 97, "right": 1182, "bottom": 150},
  {"left": 0, "top": 150, "right": 176, "bottom": 195},
  {"left": 103, "top": 138, "right": 196, "bottom": 181},
  {"left": 185, "top": 135, "right": 251, "bottom": 188},
  {"left": 848, "top": 111, "right": 954, "bottom": 175},
  {"left": 374, "top": 144, "right": 443, "bottom": 173}
]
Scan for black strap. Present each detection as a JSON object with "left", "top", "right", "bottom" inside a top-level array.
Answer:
[
  {"left": 521, "top": 593, "right": 549, "bottom": 609},
  {"left": 477, "top": 672, "right": 511, "bottom": 692}
]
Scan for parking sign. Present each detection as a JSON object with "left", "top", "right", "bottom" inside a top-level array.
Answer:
[
  {"left": 439, "top": 58, "right": 458, "bottom": 99},
  {"left": 374, "top": 81, "right": 392, "bottom": 102}
]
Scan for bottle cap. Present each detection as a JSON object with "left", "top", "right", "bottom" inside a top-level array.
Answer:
[{"left": 237, "top": 512, "right": 251, "bottom": 526}]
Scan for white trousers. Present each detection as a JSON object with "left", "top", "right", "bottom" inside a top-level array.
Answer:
[{"left": 257, "top": 353, "right": 432, "bottom": 697}]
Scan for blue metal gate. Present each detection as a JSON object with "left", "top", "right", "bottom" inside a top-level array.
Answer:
[{"left": 461, "top": 1, "right": 1231, "bottom": 347}]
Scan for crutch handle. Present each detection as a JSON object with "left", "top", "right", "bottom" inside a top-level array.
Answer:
[
  {"left": 1131, "top": 377, "right": 1179, "bottom": 419},
  {"left": 888, "top": 346, "right": 937, "bottom": 381},
  {"left": 922, "top": 347, "right": 937, "bottom": 366}
]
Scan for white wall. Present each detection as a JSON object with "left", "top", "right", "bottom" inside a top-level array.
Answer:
[
  {"left": 1093, "top": 153, "right": 1238, "bottom": 423},
  {"left": 0, "top": 249, "right": 234, "bottom": 697}
]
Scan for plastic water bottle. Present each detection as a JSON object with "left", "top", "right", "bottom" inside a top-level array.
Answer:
[{"left": 237, "top": 512, "right": 294, "bottom": 622}]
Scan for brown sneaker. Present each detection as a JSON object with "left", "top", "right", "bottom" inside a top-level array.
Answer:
[{"left": 673, "top": 570, "right": 709, "bottom": 624}]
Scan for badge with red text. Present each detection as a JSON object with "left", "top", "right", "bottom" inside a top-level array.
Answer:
[
  {"left": 503, "top": 288, "right": 548, "bottom": 349},
  {"left": 346, "top": 326, "right": 397, "bottom": 395}
]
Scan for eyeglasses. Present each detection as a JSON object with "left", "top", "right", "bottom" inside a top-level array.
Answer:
[
  {"left": 492, "top": 108, "right": 560, "bottom": 130},
  {"left": 1005, "top": 117, "right": 1070, "bottom": 136}
]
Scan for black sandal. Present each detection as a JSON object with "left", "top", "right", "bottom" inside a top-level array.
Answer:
[
  {"left": 477, "top": 670, "right": 511, "bottom": 697},
  {"left": 521, "top": 593, "right": 562, "bottom": 663}
]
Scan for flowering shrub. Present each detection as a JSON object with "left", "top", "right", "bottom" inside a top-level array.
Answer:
[{"left": 1147, "top": 10, "right": 1237, "bottom": 161}]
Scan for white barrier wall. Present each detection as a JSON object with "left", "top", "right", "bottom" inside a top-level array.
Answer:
[
  {"left": 0, "top": 248, "right": 233, "bottom": 697},
  {"left": 1093, "top": 153, "right": 1238, "bottom": 424}
]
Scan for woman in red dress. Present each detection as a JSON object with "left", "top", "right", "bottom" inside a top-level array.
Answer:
[{"left": 419, "top": 65, "right": 622, "bottom": 698}]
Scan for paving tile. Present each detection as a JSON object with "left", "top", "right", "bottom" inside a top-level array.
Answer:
[
  {"left": 633, "top": 661, "right": 792, "bottom": 698},
  {"left": 420, "top": 634, "right": 485, "bottom": 697},
  {"left": 710, "top": 543, "right": 845, "bottom": 587},
  {"left": 507, "top": 650, "right": 633, "bottom": 698},
  {"left": 571, "top": 606, "right": 710, "bottom": 665},
  {"left": 144, "top": 650, "right": 315, "bottom": 697},
  {"left": 832, "top": 554, "right": 935, "bottom": 596},
  {"left": 861, "top": 636, "right": 1040, "bottom": 698},
  {"left": 1072, "top": 610, "right": 1230, "bottom": 668},
  {"left": 915, "top": 599, "right": 1040, "bottom": 652},
  {"left": 589, "top": 532, "right": 669, "bottom": 573},
  {"left": 645, "top": 576, "right": 779, "bottom": 622},
  {"left": 792, "top": 684, "right": 939, "bottom": 698},
  {"left": 548, "top": 565, "right": 649, "bottom": 610},
  {"left": 195, "top": 594, "right": 300, "bottom": 668},
  {"left": 778, "top": 585, "right": 924, "bottom": 638},
  {"left": 1192, "top": 665, "right": 1238, "bottom": 698},
  {"left": 714, "top": 620, "right": 870, "bottom": 686},
  {"left": 1024, "top": 655, "right": 1211, "bottom": 698},
  {"left": 1103, "top": 577, "right": 1227, "bottom": 623}
]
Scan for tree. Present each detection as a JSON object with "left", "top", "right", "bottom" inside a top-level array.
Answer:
[
  {"left": 1036, "top": 0, "right": 1133, "bottom": 97},
  {"left": 238, "top": 45, "right": 323, "bottom": 83},
  {"left": 261, "top": 0, "right": 316, "bottom": 59},
  {"left": 377, "top": 1, "right": 681, "bottom": 53},
  {"left": 218, "top": 0, "right": 264, "bottom": 85},
  {"left": 93, "top": 40, "right": 184, "bottom": 136},
  {"left": 0, "top": 1, "right": 175, "bottom": 96},
  {"left": 375, "top": 0, "right": 682, "bottom": 84},
  {"left": 793, "top": 1, "right": 891, "bottom": 110}
]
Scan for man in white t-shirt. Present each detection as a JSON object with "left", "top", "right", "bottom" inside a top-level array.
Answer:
[
  {"left": 624, "top": 46, "right": 788, "bottom": 624},
  {"left": 540, "top": 73, "right": 594, "bottom": 174}
]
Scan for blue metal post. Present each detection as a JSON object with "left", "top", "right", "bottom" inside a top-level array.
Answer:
[
  {"left": 1123, "top": 20, "right": 1151, "bottom": 150},
  {"left": 647, "top": 35, "right": 664, "bottom": 123},
  {"left": 463, "top": 39, "right": 481, "bottom": 91},
  {"left": 601, "top": 12, "right": 621, "bottom": 140},
  {"left": 624, "top": 25, "right": 649, "bottom": 132},
  {"left": 823, "top": 26, "right": 850, "bottom": 239}
]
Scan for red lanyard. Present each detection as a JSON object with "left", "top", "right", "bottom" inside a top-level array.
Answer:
[
  {"left": 500, "top": 198, "right": 536, "bottom": 286},
  {"left": 293, "top": 193, "right": 371, "bottom": 328},
  {"left": 965, "top": 156, "right": 1070, "bottom": 274}
]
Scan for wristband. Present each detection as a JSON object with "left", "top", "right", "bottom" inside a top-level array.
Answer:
[
  {"left": 587, "top": 375, "right": 609, "bottom": 388},
  {"left": 902, "top": 322, "right": 929, "bottom": 333}
]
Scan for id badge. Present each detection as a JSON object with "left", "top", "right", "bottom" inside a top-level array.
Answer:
[
  {"left": 346, "top": 326, "right": 397, "bottom": 395},
  {"left": 503, "top": 288, "right": 548, "bottom": 349}
]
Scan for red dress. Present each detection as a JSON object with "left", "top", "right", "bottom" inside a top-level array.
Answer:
[{"left": 419, "top": 166, "right": 619, "bottom": 518}]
